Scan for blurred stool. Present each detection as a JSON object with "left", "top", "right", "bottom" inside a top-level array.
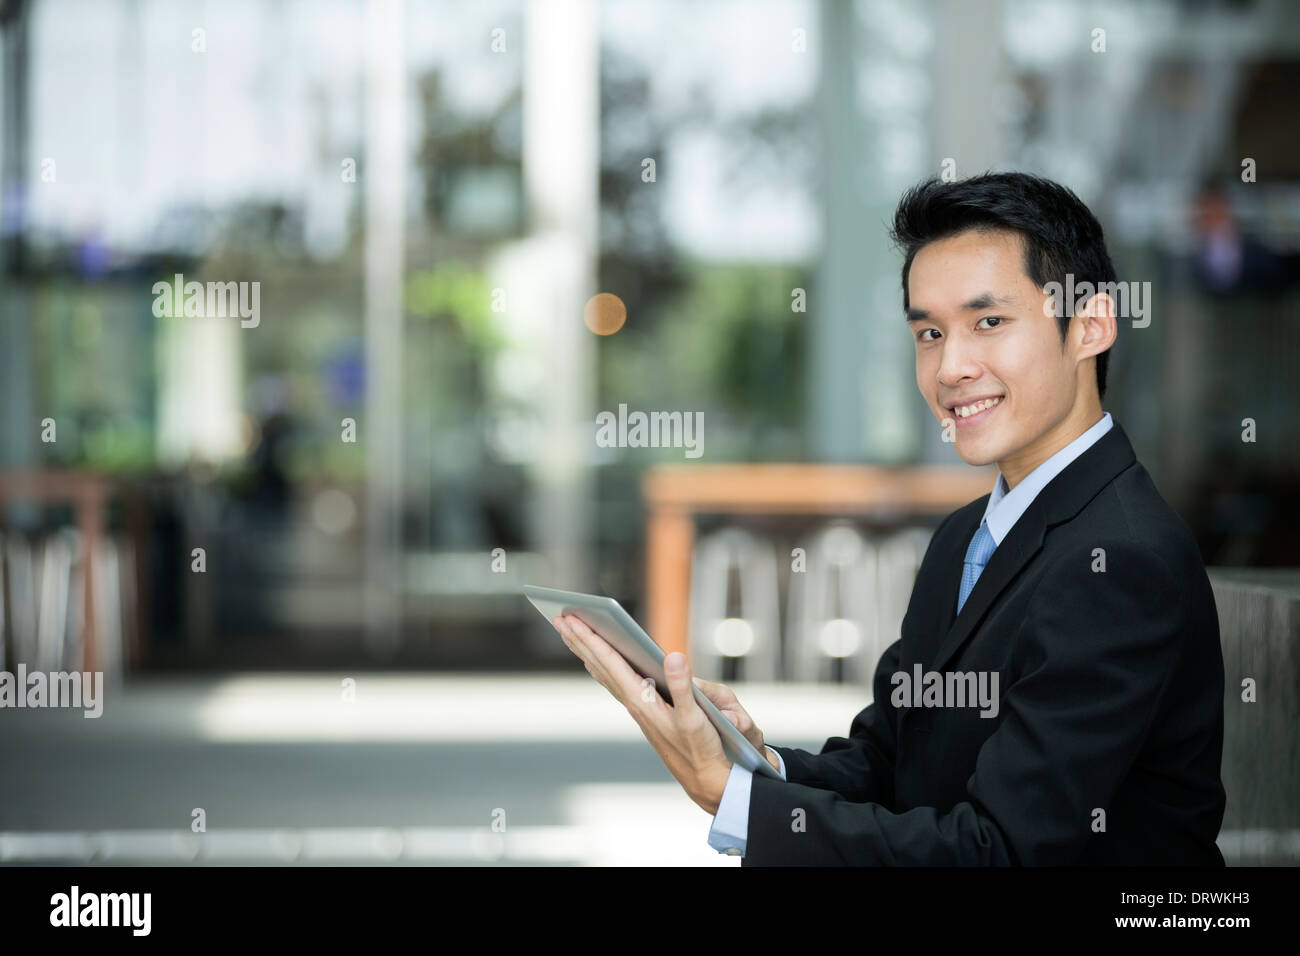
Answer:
[
  {"left": 689, "top": 527, "right": 781, "bottom": 682},
  {"left": 0, "top": 527, "right": 126, "bottom": 681},
  {"left": 3, "top": 532, "right": 38, "bottom": 670},
  {"left": 787, "top": 522, "right": 877, "bottom": 685},
  {"left": 36, "top": 528, "right": 75, "bottom": 671}
]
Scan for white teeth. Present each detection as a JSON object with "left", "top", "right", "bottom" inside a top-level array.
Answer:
[{"left": 954, "top": 396, "right": 1001, "bottom": 418}]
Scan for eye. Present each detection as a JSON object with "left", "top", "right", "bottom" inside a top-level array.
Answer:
[
  {"left": 916, "top": 329, "right": 939, "bottom": 342},
  {"left": 977, "top": 316, "right": 1005, "bottom": 329}
]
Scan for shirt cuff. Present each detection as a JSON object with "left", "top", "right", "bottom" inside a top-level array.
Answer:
[
  {"left": 771, "top": 747, "right": 787, "bottom": 780},
  {"left": 707, "top": 748, "right": 787, "bottom": 857},
  {"left": 707, "top": 761, "right": 754, "bottom": 856}
]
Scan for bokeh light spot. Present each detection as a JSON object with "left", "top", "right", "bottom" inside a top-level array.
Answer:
[{"left": 583, "top": 293, "right": 627, "bottom": 335}]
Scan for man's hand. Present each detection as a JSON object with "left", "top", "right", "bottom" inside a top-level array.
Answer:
[
  {"left": 692, "top": 676, "right": 780, "bottom": 772},
  {"left": 553, "top": 614, "right": 733, "bottom": 815}
]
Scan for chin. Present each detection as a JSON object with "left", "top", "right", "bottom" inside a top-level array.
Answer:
[
  {"left": 952, "top": 435, "right": 1004, "bottom": 467},
  {"left": 955, "top": 446, "right": 998, "bottom": 467}
]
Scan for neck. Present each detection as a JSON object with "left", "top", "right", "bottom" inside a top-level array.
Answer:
[{"left": 999, "top": 400, "right": 1104, "bottom": 492}]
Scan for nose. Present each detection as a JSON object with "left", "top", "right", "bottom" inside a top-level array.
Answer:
[{"left": 935, "top": 332, "right": 984, "bottom": 393}]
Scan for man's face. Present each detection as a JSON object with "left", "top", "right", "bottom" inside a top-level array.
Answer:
[{"left": 906, "top": 228, "right": 1091, "bottom": 484}]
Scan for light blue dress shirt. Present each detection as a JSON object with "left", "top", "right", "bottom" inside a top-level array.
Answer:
[
  {"left": 707, "top": 748, "right": 788, "bottom": 855},
  {"left": 706, "top": 411, "right": 1114, "bottom": 856}
]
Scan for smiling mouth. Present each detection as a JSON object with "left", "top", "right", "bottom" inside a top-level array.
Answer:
[{"left": 947, "top": 395, "right": 1004, "bottom": 427}]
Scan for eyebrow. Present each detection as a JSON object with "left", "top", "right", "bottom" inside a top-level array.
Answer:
[{"left": 905, "top": 291, "right": 1016, "bottom": 322}]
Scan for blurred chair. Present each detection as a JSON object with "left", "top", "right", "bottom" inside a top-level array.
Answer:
[
  {"left": 2, "top": 533, "right": 38, "bottom": 668},
  {"left": 36, "top": 528, "right": 74, "bottom": 671},
  {"left": 689, "top": 527, "right": 781, "bottom": 682},
  {"left": 92, "top": 535, "right": 127, "bottom": 683},
  {"left": 0, "top": 527, "right": 129, "bottom": 681},
  {"left": 787, "top": 522, "right": 877, "bottom": 685},
  {"left": 0, "top": 472, "right": 131, "bottom": 677}
]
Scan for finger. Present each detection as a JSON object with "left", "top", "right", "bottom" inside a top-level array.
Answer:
[
  {"left": 564, "top": 616, "right": 632, "bottom": 676},
  {"left": 563, "top": 616, "right": 646, "bottom": 705},
  {"left": 554, "top": 619, "right": 587, "bottom": 661},
  {"left": 663, "top": 652, "right": 699, "bottom": 720},
  {"left": 692, "top": 676, "right": 733, "bottom": 704},
  {"left": 557, "top": 622, "right": 603, "bottom": 681}
]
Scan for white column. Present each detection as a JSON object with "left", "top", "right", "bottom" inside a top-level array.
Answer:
[
  {"left": 518, "top": 0, "right": 598, "bottom": 589},
  {"left": 363, "top": 0, "right": 406, "bottom": 655}
]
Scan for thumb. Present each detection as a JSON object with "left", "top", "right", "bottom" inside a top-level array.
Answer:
[
  {"left": 721, "top": 710, "right": 739, "bottom": 727},
  {"left": 663, "top": 652, "right": 695, "bottom": 708}
]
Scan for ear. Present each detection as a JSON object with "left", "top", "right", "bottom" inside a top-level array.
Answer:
[{"left": 1075, "top": 291, "right": 1118, "bottom": 360}]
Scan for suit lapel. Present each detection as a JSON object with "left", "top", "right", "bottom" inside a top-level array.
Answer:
[{"left": 927, "top": 419, "right": 1139, "bottom": 674}]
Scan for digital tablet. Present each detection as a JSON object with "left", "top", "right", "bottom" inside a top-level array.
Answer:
[{"left": 523, "top": 584, "right": 782, "bottom": 779}]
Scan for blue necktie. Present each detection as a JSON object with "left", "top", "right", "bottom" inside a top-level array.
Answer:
[{"left": 957, "top": 519, "right": 997, "bottom": 615}]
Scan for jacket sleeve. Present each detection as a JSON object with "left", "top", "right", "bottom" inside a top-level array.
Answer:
[
  {"left": 768, "top": 633, "right": 902, "bottom": 807},
  {"left": 743, "top": 542, "right": 1185, "bottom": 865},
  {"left": 766, "top": 510, "right": 959, "bottom": 805}
]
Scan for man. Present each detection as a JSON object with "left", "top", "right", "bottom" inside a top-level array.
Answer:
[{"left": 555, "top": 172, "right": 1226, "bottom": 865}]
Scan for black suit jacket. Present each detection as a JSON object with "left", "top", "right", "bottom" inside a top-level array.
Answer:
[{"left": 746, "top": 419, "right": 1226, "bottom": 865}]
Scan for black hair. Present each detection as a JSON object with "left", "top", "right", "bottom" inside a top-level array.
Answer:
[{"left": 889, "top": 172, "right": 1117, "bottom": 401}]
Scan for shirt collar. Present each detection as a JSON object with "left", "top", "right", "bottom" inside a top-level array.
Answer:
[{"left": 981, "top": 411, "right": 1114, "bottom": 546}]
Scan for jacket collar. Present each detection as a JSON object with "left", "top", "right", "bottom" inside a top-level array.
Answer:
[{"left": 927, "top": 417, "right": 1138, "bottom": 675}]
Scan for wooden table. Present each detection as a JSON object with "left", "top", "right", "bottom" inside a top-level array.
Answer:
[{"left": 641, "top": 464, "right": 997, "bottom": 660}]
